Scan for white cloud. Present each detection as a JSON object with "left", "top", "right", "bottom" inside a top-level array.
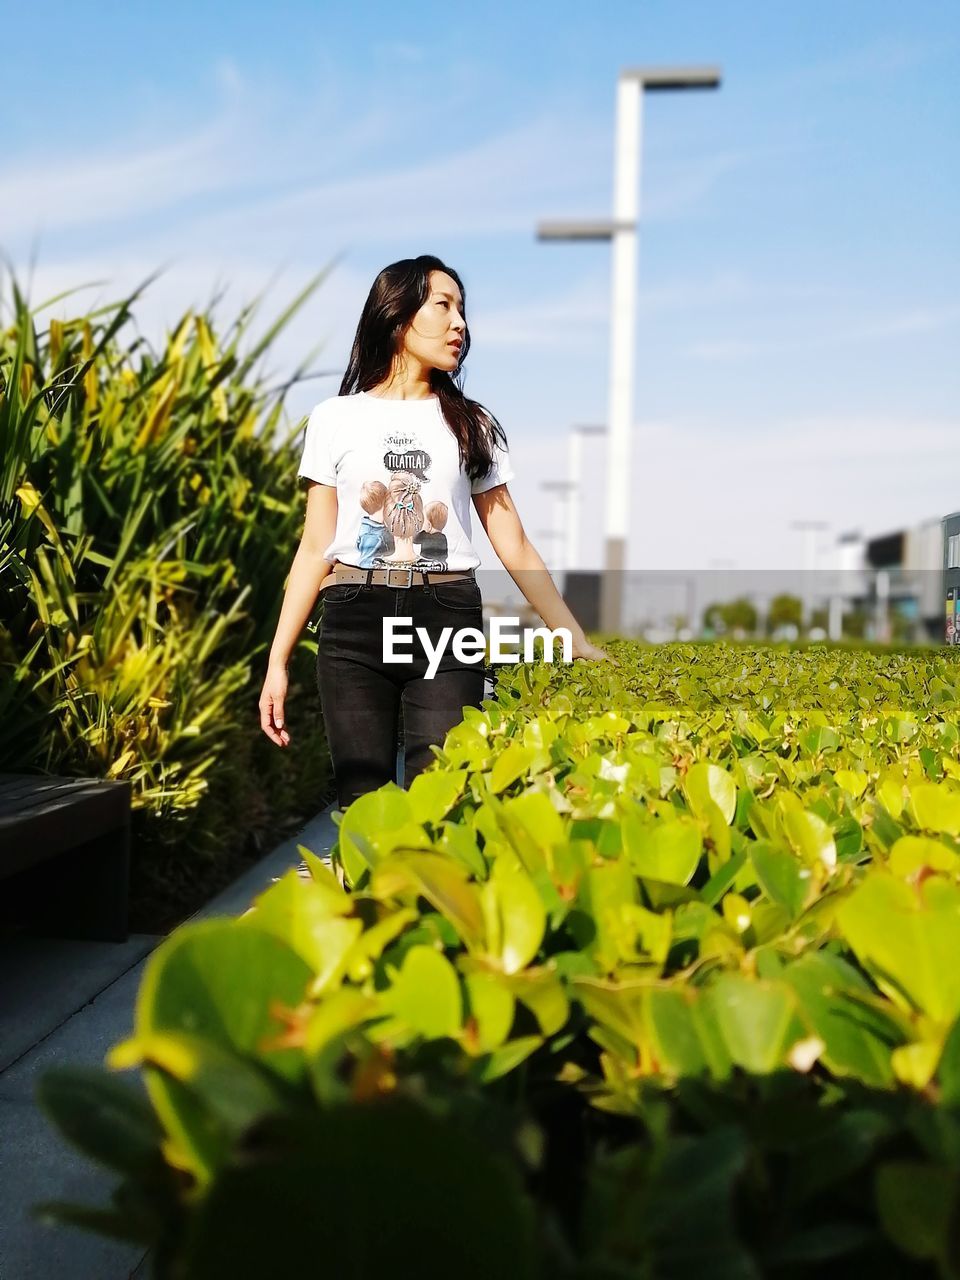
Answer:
[
  {"left": 687, "top": 302, "right": 960, "bottom": 361},
  {"left": 686, "top": 337, "right": 759, "bottom": 362},
  {"left": 774, "top": 36, "right": 943, "bottom": 92},
  {"left": 847, "top": 305, "right": 960, "bottom": 341},
  {"left": 133, "top": 109, "right": 610, "bottom": 258},
  {"left": 372, "top": 41, "right": 426, "bottom": 63},
  {"left": 502, "top": 413, "right": 959, "bottom": 575},
  {"left": 6, "top": 62, "right": 558, "bottom": 247},
  {"left": 213, "top": 56, "right": 246, "bottom": 95},
  {"left": 469, "top": 267, "right": 835, "bottom": 353},
  {"left": 4, "top": 49, "right": 750, "bottom": 271},
  {"left": 642, "top": 150, "right": 745, "bottom": 221},
  {"left": 470, "top": 272, "right": 609, "bottom": 350},
  {"left": 0, "top": 117, "right": 245, "bottom": 239}
]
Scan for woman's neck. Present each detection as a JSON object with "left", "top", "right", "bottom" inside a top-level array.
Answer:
[
  {"left": 366, "top": 368, "right": 437, "bottom": 401},
  {"left": 366, "top": 386, "right": 436, "bottom": 401}
]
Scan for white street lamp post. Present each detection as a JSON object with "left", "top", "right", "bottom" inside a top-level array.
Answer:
[
  {"left": 534, "top": 528, "right": 561, "bottom": 575},
  {"left": 790, "top": 519, "right": 830, "bottom": 630},
  {"left": 538, "top": 65, "right": 721, "bottom": 634},
  {"left": 567, "top": 424, "right": 607, "bottom": 571},
  {"left": 541, "top": 480, "right": 577, "bottom": 578}
]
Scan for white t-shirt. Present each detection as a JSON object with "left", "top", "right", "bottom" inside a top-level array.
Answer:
[{"left": 296, "top": 391, "right": 515, "bottom": 572}]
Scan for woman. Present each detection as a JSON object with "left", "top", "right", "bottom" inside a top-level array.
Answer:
[{"left": 259, "top": 254, "right": 609, "bottom": 812}]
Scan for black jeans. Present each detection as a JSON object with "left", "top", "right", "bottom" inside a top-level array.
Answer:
[{"left": 316, "top": 576, "right": 486, "bottom": 811}]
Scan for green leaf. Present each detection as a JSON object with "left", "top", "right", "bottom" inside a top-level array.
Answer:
[
  {"left": 646, "top": 988, "right": 710, "bottom": 1077},
  {"left": 114, "top": 1030, "right": 287, "bottom": 1135},
  {"left": 783, "top": 953, "right": 900, "bottom": 1087},
  {"left": 505, "top": 968, "right": 569, "bottom": 1036},
  {"left": 751, "top": 840, "right": 811, "bottom": 919},
  {"left": 437, "top": 822, "right": 487, "bottom": 879},
  {"left": 704, "top": 974, "right": 802, "bottom": 1074},
  {"left": 623, "top": 814, "right": 703, "bottom": 885},
  {"left": 245, "top": 872, "right": 362, "bottom": 989},
  {"left": 464, "top": 972, "right": 515, "bottom": 1052},
  {"left": 877, "top": 770, "right": 905, "bottom": 819},
  {"left": 127, "top": 920, "right": 313, "bottom": 1181},
  {"left": 569, "top": 860, "right": 639, "bottom": 972},
  {"left": 490, "top": 743, "right": 538, "bottom": 793},
  {"left": 834, "top": 769, "right": 869, "bottom": 798},
  {"left": 31, "top": 1200, "right": 155, "bottom": 1246},
  {"left": 294, "top": 845, "right": 349, "bottom": 898},
  {"left": 473, "top": 1035, "right": 543, "bottom": 1082},
  {"left": 937, "top": 1016, "right": 960, "bottom": 1106},
  {"left": 683, "top": 762, "right": 737, "bottom": 825},
  {"left": 441, "top": 721, "right": 493, "bottom": 770},
  {"left": 305, "top": 989, "right": 380, "bottom": 1101},
  {"left": 700, "top": 848, "right": 748, "bottom": 906},
  {"left": 180, "top": 1103, "right": 537, "bottom": 1279},
  {"left": 648, "top": 1129, "right": 755, "bottom": 1274},
  {"left": 779, "top": 797, "right": 837, "bottom": 871},
  {"left": 498, "top": 791, "right": 566, "bottom": 871},
  {"left": 345, "top": 908, "right": 418, "bottom": 982},
  {"left": 337, "top": 788, "right": 425, "bottom": 885},
  {"left": 572, "top": 978, "right": 648, "bottom": 1053},
  {"left": 888, "top": 835, "right": 960, "bottom": 878},
  {"left": 35, "top": 1066, "right": 164, "bottom": 1178},
  {"left": 875, "top": 1162, "right": 960, "bottom": 1266},
  {"left": 134, "top": 921, "right": 312, "bottom": 1071},
  {"left": 910, "top": 783, "right": 960, "bottom": 835},
  {"left": 837, "top": 874, "right": 960, "bottom": 1022},
  {"left": 385, "top": 946, "right": 462, "bottom": 1039},
  {"left": 407, "top": 770, "right": 466, "bottom": 825},
  {"left": 484, "top": 855, "right": 546, "bottom": 975},
  {"left": 372, "top": 852, "right": 485, "bottom": 948}
]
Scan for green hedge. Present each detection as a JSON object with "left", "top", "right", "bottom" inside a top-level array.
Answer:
[
  {"left": 1, "top": 270, "right": 334, "bottom": 927},
  {"left": 35, "top": 642, "right": 960, "bottom": 1275}
]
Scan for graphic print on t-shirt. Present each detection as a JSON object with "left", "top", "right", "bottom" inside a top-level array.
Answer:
[{"left": 355, "top": 429, "right": 450, "bottom": 571}]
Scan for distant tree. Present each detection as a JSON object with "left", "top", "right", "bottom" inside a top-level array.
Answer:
[
  {"left": 890, "top": 609, "right": 915, "bottom": 644},
  {"left": 842, "top": 608, "right": 869, "bottom": 640},
  {"left": 722, "top": 597, "right": 758, "bottom": 635},
  {"left": 767, "top": 594, "right": 803, "bottom": 634},
  {"left": 703, "top": 602, "right": 726, "bottom": 633},
  {"left": 703, "top": 598, "right": 758, "bottom": 637}
]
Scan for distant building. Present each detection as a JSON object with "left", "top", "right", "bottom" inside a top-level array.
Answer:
[
  {"left": 944, "top": 511, "right": 960, "bottom": 645},
  {"left": 562, "top": 572, "right": 602, "bottom": 632},
  {"left": 831, "top": 517, "right": 944, "bottom": 642},
  {"left": 835, "top": 530, "right": 865, "bottom": 574},
  {"left": 865, "top": 519, "right": 942, "bottom": 633}
]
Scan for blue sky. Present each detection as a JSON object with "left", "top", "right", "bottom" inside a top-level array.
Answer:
[{"left": 3, "top": 0, "right": 958, "bottom": 571}]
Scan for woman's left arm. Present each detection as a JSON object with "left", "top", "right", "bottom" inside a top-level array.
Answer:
[{"left": 473, "top": 484, "right": 612, "bottom": 662}]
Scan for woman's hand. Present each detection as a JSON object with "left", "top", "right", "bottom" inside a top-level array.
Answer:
[
  {"left": 571, "top": 636, "right": 616, "bottom": 664},
  {"left": 259, "top": 663, "right": 291, "bottom": 746}
]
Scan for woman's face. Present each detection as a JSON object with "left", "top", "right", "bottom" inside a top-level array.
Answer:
[{"left": 400, "top": 270, "right": 466, "bottom": 373}]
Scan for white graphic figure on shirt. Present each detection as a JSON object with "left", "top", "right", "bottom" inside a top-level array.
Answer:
[
  {"left": 382, "top": 471, "right": 424, "bottom": 563},
  {"left": 355, "top": 479, "right": 392, "bottom": 567},
  {"left": 364, "top": 430, "right": 447, "bottom": 572},
  {"left": 413, "top": 501, "right": 449, "bottom": 564}
]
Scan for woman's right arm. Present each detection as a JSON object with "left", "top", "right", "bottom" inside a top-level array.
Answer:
[{"left": 259, "top": 481, "right": 338, "bottom": 746}]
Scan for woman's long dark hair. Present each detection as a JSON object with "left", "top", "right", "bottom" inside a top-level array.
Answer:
[{"left": 338, "top": 255, "right": 508, "bottom": 483}]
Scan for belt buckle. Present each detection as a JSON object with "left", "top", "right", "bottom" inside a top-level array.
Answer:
[{"left": 386, "top": 567, "right": 415, "bottom": 589}]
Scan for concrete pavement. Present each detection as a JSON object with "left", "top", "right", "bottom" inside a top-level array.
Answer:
[{"left": 0, "top": 805, "right": 337, "bottom": 1280}]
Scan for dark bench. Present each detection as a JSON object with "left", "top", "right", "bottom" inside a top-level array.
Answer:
[{"left": 0, "top": 774, "right": 131, "bottom": 942}]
